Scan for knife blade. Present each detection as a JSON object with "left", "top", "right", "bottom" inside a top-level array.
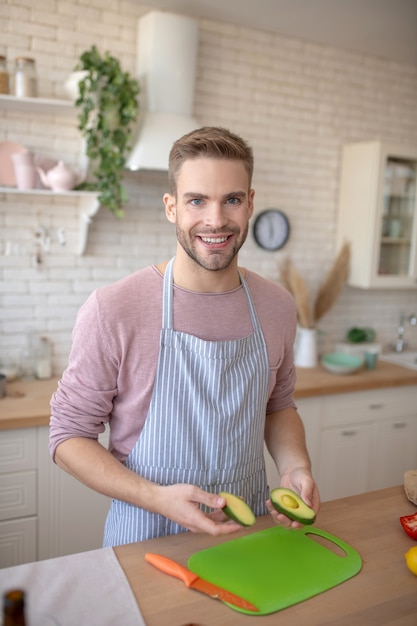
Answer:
[{"left": 145, "top": 552, "right": 259, "bottom": 612}]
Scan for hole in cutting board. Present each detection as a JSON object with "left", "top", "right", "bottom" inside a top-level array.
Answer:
[{"left": 305, "top": 532, "right": 348, "bottom": 557}]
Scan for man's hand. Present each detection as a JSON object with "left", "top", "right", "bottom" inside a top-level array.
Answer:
[
  {"left": 266, "top": 467, "right": 321, "bottom": 528},
  {"left": 151, "top": 483, "right": 244, "bottom": 535}
]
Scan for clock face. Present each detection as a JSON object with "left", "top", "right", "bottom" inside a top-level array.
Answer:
[{"left": 252, "top": 209, "right": 290, "bottom": 251}]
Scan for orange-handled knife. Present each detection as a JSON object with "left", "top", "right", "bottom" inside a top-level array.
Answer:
[{"left": 145, "top": 553, "right": 259, "bottom": 612}]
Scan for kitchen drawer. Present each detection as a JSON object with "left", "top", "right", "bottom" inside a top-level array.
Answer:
[
  {"left": 0, "top": 470, "right": 37, "bottom": 521},
  {"left": 0, "top": 428, "right": 37, "bottom": 473},
  {"left": 0, "top": 516, "right": 37, "bottom": 567},
  {"left": 321, "top": 386, "right": 417, "bottom": 427}
]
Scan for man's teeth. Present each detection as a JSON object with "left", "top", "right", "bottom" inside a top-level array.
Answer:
[{"left": 201, "top": 236, "right": 228, "bottom": 244}]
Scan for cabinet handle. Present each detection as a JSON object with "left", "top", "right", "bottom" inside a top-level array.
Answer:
[
  {"left": 393, "top": 422, "right": 406, "bottom": 429},
  {"left": 342, "top": 430, "right": 357, "bottom": 436},
  {"left": 369, "top": 403, "right": 384, "bottom": 409}
]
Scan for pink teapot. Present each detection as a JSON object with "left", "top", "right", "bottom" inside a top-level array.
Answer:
[{"left": 37, "top": 160, "right": 85, "bottom": 192}]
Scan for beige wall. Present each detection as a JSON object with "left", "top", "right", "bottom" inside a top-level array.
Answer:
[{"left": 1, "top": 0, "right": 416, "bottom": 374}]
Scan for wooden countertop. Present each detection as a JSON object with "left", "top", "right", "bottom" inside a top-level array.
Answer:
[
  {"left": 295, "top": 359, "right": 417, "bottom": 398},
  {"left": 0, "top": 377, "right": 60, "bottom": 430},
  {"left": 114, "top": 485, "right": 417, "bottom": 625},
  {"left": 1, "top": 360, "right": 416, "bottom": 430}
]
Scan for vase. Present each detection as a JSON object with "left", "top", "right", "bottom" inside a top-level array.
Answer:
[
  {"left": 294, "top": 326, "right": 318, "bottom": 368},
  {"left": 63, "top": 70, "right": 88, "bottom": 101}
]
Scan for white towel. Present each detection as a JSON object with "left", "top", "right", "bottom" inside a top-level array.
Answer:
[{"left": 0, "top": 547, "right": 146, "bottom": 626}]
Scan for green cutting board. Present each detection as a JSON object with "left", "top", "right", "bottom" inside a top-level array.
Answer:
[{"left": 188, "top": 526, "right": 362, "bottom": 615}]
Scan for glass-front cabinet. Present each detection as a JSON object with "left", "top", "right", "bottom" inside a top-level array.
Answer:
[{"left": 336, "top": 141, "right": 417, "bottom": 289}]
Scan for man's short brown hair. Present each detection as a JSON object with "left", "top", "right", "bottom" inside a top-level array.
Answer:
[{"left": 168, "top": 126, "right": 254, "bottom": 196}]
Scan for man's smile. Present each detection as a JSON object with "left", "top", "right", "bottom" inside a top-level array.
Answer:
[{"left": 198, "top": 235, "right": 231, "bottom": 245}]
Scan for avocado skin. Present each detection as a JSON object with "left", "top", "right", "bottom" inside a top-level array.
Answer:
[
  {"left": 270, "top": 487, "right": 316, "bottom": 525},
  {"left": 219, "top": 491, "right": 256, "bottom": 527}
]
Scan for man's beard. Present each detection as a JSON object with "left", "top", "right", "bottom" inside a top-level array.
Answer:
[{"left": 176, "top": 224, "right": 249, "bottom": 272}]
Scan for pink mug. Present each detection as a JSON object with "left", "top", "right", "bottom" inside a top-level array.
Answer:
[{"left": 11, "top": 150, "right": 36, "bottom": 190}]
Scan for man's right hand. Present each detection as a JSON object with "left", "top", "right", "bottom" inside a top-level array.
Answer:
[{"left": 150, "top": 483, "right": 244, "bottom": 536}]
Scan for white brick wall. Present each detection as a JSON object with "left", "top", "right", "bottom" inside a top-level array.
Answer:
[{"left": 1, "top": 0, "right": 416, "bottom": 375}]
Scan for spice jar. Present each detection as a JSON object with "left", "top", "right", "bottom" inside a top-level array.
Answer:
[
  {"left": 0, "top": 55, "right": 9, "bottom": 94},
  {"left": 14, "top": 57, "right": 37, "bottom": 97}
]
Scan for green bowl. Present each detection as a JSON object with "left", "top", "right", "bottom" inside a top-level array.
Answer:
[{"left": 321, "top": 352, "right": 364, "bottom": 375}]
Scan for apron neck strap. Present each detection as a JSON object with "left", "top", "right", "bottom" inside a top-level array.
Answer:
[{"left": 162, "top": 256, "right": 261, "bottom": 331}]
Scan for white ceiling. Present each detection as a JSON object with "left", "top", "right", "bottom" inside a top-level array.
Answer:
[{"left": 140, "top": 0, "right": 417, "bottom": 66}]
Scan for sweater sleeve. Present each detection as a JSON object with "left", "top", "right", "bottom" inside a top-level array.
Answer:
[{"left": 49, "top": 290, "right": 117, "bottom": 460}]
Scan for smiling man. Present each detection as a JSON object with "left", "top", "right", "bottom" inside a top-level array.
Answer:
[{"left": 49, "top": 126, "right": 320, "bottom": 547}]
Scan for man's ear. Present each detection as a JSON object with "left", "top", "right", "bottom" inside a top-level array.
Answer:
[
  {"left": 248, "top": 188, "right": 255, "bottom": 219},
  {"left": 164, "top": 193, "right": 176, "bottom": 223}
]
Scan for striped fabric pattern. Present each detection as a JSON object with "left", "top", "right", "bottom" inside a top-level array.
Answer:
[{"left": 103, "top": 259, "right": 271, "bottom": 546}]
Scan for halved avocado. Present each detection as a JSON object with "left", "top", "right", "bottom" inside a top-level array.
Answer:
[
  {"left": 219, "top": 491, "right": 256, "bottom": 527},
  {"left": 270, "top": 487, "right": 316, "bottom": 525}
]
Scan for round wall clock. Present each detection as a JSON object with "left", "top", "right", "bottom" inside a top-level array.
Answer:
[{"left": 252, "top": 209, "right": 290, "bottom": 251}]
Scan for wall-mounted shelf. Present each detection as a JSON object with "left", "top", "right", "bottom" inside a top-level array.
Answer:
[
  {"left": 0, "top": 94, "right": 75, "bottom": 115},
  {"left": 0, "top": 187, "right": 100, "bottom": 255},
  {"left": 0, "top": 93, "right": 103, "bottom": 255}
]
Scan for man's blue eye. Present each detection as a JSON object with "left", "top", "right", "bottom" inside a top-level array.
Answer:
[
  {"left": 191, "top": 198, "right": 202, "bottom": 206},
  {"left": 227, "top": 197, "right": 239, "bottom": 205}
]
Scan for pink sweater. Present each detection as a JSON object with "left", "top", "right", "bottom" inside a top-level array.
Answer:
[{"left": 50, "top": 265, "right": 297, "bottom": 462}]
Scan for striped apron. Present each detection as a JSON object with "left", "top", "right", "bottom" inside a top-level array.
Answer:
[{"left": 103, "top": 257, "right": 271, "bottom": 546}]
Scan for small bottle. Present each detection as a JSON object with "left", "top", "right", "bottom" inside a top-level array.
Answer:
[
  {"left": 0, "top": 55, "right": 9, "bottom": 94},
  {"left": 35, "top": 336, "right": 52, "bottom": 380},
  {"left": 2, "top": 589, "right": 27, "bottom": 626},
  {"left": 14, "top": 57, "right": 37, "bottom": 97}
]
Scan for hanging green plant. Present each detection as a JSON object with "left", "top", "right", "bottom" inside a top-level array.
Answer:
[{"left": 74, "top": 45, "right": 140, "bottom": 218}]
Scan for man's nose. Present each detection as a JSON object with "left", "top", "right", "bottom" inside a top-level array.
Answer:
[{"left": 204, "top": 203, "right": 228, "bottom": 227}]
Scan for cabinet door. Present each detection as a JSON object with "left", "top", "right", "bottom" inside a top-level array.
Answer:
[
  {"left": 0, "top": 428, "right": 37, "bottom": 472},
  {"left": 0, "top": 471, "right": 37, "bottom": 521},
  {"left": 0, "top": 517, "right": 37, "bottom": 567},
  {"left": 316, "top": 423, "right": 374, "bottom": 502},
  {"left": 378, "top": 152, "right": 417, "bottom": 284},
  {"left": 337, "top": 141, "right": 417, "bottom": 289},
  {"left": 372, "top": 417, "right": 417, "bottom": 490}
]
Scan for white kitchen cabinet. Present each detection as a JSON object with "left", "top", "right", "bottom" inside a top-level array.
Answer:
[
  {"left": 372, "top": 414, "right": 417, "bottom": 490},
  {"left": 266, "top": 386, "right": 417, "bottom": 504},
  {"left": 0, "top": 426, "right": 110, "bottom": 567},
  {"left": 0, "top": 94, "right": 99, "bottom": 255},
  {"left": 314, "top": 385, "right": 417, "bottom": 502},
  {"left": 336, "top": 141, "right": 417, "bottom": 289},
  {"left": 317, "top": 422, "right": 375, "bottom": 501},
  {"left": 0, "top": 428, "right": 38, "bottom": 567}
]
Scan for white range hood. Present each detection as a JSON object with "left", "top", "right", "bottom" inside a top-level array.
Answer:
[{"left": 126, "top": 11, "right": 200, "bottom": 171}]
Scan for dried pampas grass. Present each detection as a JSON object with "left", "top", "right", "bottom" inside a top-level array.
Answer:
[
  {"left": 279, "top": 241, "right": 351, "bottom": 328},
  {"left": 314, "top": 241, "right": 351, "bottom": 323},
  {"left": 280, "top": 258, "right": 314, "bottom": 328}
]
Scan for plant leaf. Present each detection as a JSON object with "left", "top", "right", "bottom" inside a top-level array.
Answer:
[{"left": 74, "top": 45, "right": 140, "bottom": 217}]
